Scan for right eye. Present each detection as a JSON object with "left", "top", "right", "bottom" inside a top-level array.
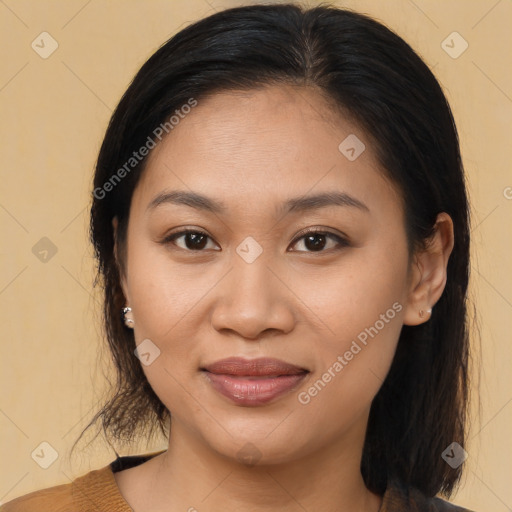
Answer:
[{"left": 161, "top": 229, "right": 220, "bottom": 251}]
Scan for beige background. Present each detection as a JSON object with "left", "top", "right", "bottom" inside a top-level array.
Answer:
[{"left": 1, "top": 0, "right": 511, "bottom": 510}]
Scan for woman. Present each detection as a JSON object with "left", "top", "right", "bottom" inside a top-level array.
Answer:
[{"left": 1, "top": 3, "right": 475, "bottom": 511}]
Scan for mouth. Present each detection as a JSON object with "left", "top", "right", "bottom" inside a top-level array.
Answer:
[{"left": 200, "top": 357, "right": 309, "bottom": 406}]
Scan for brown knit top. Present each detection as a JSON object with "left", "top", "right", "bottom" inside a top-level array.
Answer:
[{"left": 0, "top": 450, "right": 475, "bottom": 511}]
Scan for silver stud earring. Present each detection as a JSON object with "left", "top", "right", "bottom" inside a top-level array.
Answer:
[
  {"left": 122, "top": 306, "right": 134, "bottom": 328},
  {"left": 419, "top": 307, "right": 432, "bottom": 319}
]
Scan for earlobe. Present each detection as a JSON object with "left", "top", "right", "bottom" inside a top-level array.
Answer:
[{"left": 403, "top": 212, "right": 454, "bottom": 326}]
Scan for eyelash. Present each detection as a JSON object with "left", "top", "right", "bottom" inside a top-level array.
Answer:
[{"left": 161, "top": 227, "right": 350, "bottom": 254}]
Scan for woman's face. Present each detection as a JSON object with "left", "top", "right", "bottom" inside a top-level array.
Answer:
[{"left": 118, "top": 84, "right": 416, "bottom": 464}]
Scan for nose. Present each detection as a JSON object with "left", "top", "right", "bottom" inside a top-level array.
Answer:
[{"left": 210, "top": 257, "right": 296, "bottom": 341}]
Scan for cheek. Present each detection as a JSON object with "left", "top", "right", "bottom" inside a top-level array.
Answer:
[
  {"left": 291, "top": 270, "right": 405, "bottom": 446},
  {"left": 124, "top": 241, "right": 214, "bottom": 413},
  {"left": 293, "top": 236, "right": 409, "bottom": 346},
  {"left": 123, "top": 238, "right": 219, "bottom": 404},
  {"left": 292, "top": 236, "right": 408, "bottom": 408},
  {"left": 125, "top": 236, "right": 214, "bottom": 337}
]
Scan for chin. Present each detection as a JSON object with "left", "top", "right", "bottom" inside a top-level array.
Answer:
[{"left": 194, "top": 420, "right": 313, "bottom": 468}]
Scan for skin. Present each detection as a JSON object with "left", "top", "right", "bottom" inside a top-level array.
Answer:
[{"left": 112, "top": 84, "right": 454, "bottom": 512}]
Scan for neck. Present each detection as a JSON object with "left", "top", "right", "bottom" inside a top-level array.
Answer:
[{"left": 145, "top": 414, "right": 382, "bottom": 512}]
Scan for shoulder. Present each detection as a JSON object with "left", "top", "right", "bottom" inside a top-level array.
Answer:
[
  {"left": 0, "top": 451, "right": 165, "bottom": 512},
  {"left": 383, "top": 478, "right": 476, "bottom": 512},
  {"left": 424, "top": 494, "right": 475, "bottom": 512},
  {"left": 0, "top": 465, "right": 119, "bottom": 512},
  {"left": 0, "top": 481, "right": 74, "bottom": 512}
]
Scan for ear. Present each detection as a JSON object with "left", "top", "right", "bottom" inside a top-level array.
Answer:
[
  {"left": 403, "top": 212, "right": 454, "bottom": 326},
  {"left": 112, "top": 216, "right": 129, "bottom": 301}
]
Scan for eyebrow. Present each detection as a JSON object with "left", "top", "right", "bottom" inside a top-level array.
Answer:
[{"left": 146, "top": 190, "right": 369, "bottom": 215}]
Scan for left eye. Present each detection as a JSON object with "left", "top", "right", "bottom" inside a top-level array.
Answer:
[{"left": 289, "top": 231, "right": 348, "bottom": 252}]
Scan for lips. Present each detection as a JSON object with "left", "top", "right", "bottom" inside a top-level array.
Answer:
[
  {"left": 202, "top": 357, "right": 307, "bottom": 376},
  {"left": 201, "top": 357, "right": 309, "bottom": 406}
]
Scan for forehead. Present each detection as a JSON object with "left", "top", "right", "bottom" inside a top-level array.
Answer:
[{"left": 132, "top": 84, "right": 402, "bottom": 218}]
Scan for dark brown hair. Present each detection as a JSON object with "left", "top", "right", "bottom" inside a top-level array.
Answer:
[{"left": 74, "top": 3, "right": 472, "bottom": 498}]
